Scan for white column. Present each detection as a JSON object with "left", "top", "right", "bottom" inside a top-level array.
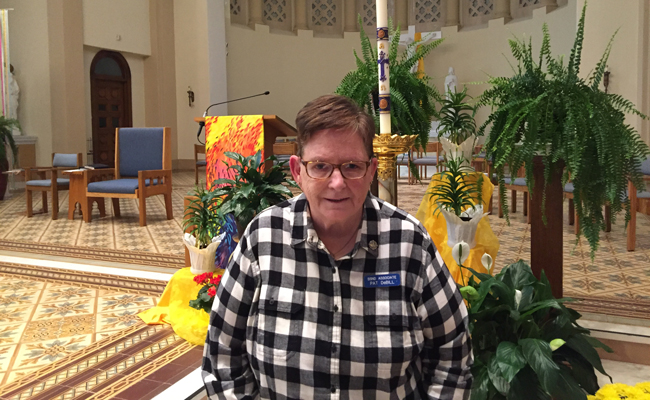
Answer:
[
  {"left": 376, "top": 0, "right": 390, "bottom": 134},
  {"left": 207, "top": 0, "right": 228, "bottom": 112}
]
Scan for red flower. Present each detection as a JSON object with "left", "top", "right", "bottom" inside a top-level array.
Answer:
[
  {"left": 209, "top": 275, "right": 222, "bottom": 286},
  {"left": 207, "top": 286, "right": 217, "bottom": 297}
]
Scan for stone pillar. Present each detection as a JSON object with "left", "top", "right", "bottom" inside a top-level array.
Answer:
[
  {"left": 493, "top": 0, "right": 511, "bottom": 21},
  {"left": 46, "top": 0, "right": 87, "bottom": 157},
  {"left": 249, "top": 0, "right": 264, "bottom": 26},
  {"left": 446, "top": 0, "right": 459, "bottom": 26},
  {"left": 345, "top": 0, "right": 357, "bottom": 31},
  {"left": 295, "top": 0, "right": 308, "bottom": 30}
]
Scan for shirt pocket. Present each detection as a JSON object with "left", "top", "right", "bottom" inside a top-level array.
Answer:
[
  {"left": 255, "top": 287, "right": 305, "bottom": 363},
  {"left": 362, "top": 287, "right": 423, "bottom": 381}
]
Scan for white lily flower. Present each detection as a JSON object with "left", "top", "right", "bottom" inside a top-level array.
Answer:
[
  {"left": 451, "top": 241, "right": 470, "bottom": 265},
  {"left": 481, "top": 253, "right": 493, "bottom": 274},
  {"left": 514, "top": 289, "right": 522, "bottom": 309}
]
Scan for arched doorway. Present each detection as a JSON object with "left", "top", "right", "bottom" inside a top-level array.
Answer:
[{"left": 90, "top": 50, "right": 132, "bottom": 167}]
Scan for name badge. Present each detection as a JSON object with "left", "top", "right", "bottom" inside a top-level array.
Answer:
[{"left": 364, "top": 274, "right": 401, "bottom": 288}]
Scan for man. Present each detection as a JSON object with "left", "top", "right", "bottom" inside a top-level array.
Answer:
[{"left": 202, "top": 94, "right": 472, "bottom": 399}]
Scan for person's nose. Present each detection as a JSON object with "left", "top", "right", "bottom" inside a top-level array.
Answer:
[{"left": 328, "top": 167, "right": 346, "bottom": 190}]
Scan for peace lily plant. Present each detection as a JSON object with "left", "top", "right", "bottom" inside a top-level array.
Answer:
[
  {"left": 429, "top": 156, "right": 486, "bottom": 248},
  {"left": 435, "top": 87, "right": 479, "bottom": 168},
  {"left": 451, "top": 241, "right": 612, "bottom": 400}
]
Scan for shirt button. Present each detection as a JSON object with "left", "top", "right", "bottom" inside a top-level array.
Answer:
[
  {"left": 391, "top": 313, "right": 397, "bottom": 321},
  {"left": 331, "top": 386, "right": 336, "bottom": 393},
  {"left": 333, "top": 305, "right": 339, "bottom": 312},
  {"left": 269, "top": 298, "right": 275, "bottom": 305},
  {"left": 332, "top": 267, "right": 336, "bottom": 274},
  {"left": 331, "top": 345, "right": 337, "bottom": 353}
]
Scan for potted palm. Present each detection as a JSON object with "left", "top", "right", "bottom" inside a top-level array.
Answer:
[
  {"left": 336, "top": 17, "right": 442, "bottom": 179},
  {"left": 428, "top": 156, "right": 486, "bottom": 248},
  {"left": 183, "top": 185, "right": 224, "bottom": 274},
  {"left": 435, "top": 87, "right": 479, "bottom": 169},
  {"left": 478, "top": 3, "right": 650, "bottom": 256},
  {"left": 208, "top": 150, "right": 298, "bottom": 237},
  {"left": 0, "top": 116, "right": 19, "bottom": 200},
  {"left": 452, "top": 255, "right": 612, "bottom": 400}
]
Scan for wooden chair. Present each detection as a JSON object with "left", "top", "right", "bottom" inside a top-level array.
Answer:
[
  {"left": 194, "top": 144, "right": 207, "bottom": 185},
  {"left": 627, "top": 156, "right": 650, "bottom": 251},
  {"left": 564, "top": 183, "right": 612, "bottom": 236},
  {"left": 25, "top": 153, "right": 82, "bottom": 220},
  {"left": 80, "top": 127, "right": 173, "bottom": 226},
  {"left": 497, "top": 165, "right": 530, "bottom": 223},
  {"left": 413, "top": 141, "right": 443, "bottom": 180}
]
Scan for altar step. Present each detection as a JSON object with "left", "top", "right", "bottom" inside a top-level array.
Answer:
[{"left": 581, "top": 314, "right": 650, "bottom": 366}]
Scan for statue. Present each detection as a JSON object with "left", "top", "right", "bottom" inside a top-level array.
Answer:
[
  {"left": 8, "top": 64, "right": 19, "bottom": 122},
  {"left": 444, "top": 67, "right": 457, "bottom": 100}
]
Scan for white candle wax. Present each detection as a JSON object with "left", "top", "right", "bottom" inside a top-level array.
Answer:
[
  {"left": 380, "top": 113, "right": 391, "bottom": 134},
  {"left": 376, "top": 0, "right": 387, "bottom": 27}
]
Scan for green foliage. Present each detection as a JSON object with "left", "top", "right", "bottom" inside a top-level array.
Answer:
[
  {"left": 428, "top": 156, "right": 483, "bottom": 217},
  {"left": 188, "top": 284, "right": 214, "bottom": 314},
  {"left": 0, "top": 116, "right": 20, "bottom": 170},
  {"left": 208, "top": 150, "right": 298, "bottom": 229},
  {"left": 463, "top": 260, "right": 612, "bottom": 400},
  {"left": 335, "top": 16, "right": 443, "bottom": 179},
  {"left": 435, "top": 87, "right": 478, "bottom": 145},
  {"left": 477, "top": 3, "right": 650, "bottom": 258},
  {"left": 183, "top": 185, "right": 223, "bottom": 249}
]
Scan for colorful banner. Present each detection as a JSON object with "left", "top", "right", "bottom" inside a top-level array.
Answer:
[{"left": 205, "top": 115, "right": 265, "bottom": 186}]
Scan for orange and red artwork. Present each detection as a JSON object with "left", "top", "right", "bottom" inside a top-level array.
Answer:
[{"left": 205, "top": 115, "right": 265, "bottom": 187}]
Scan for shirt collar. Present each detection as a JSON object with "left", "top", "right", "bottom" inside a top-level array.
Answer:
[{"left": 290, "top": 193, "right": 382, "bottom": 257}]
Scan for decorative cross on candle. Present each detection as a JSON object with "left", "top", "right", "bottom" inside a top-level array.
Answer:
[{"left": 378, "top": 52, "right": 389, "bottom": 82}]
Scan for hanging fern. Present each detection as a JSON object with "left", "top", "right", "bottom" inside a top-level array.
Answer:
[
  {"left": 335, "top": 16, "right": 443, "bottom": 179},
  {"left": 477, "top": 3, "right": 650, "bottom": 258}
]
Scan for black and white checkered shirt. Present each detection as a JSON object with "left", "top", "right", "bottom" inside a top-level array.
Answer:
[{"left": 202, "top": 194, "right": 472, "bottom": 400}]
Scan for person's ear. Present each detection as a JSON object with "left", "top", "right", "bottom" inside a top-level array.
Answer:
[
  {"left": 368, "top": 157, "right": 378, "bottom": 178},
  {"left": 289, "top": 155, "right": 303, "bottom": 187}
]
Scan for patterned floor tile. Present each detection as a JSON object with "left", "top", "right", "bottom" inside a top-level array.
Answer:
[
  {"left": 96, "top": 308, "right": 151, "bottom": 333},
  {"left": 97, "top": 293, "right": 154, "bottom": 313},
  {"left": 40, "top": 285, "right": 97, "bottom": 303},
  {"left": 22, "top": 316, "right": 95, "bottom": 343},
  {"left": 32, "top": 298, "right": 95, "bottom": 320},
  {"left": 0, "top": 324, "right": 26, "bottom": 345},
  {"left": 12, "top": 334, "right": 93, "bottom": 370}
]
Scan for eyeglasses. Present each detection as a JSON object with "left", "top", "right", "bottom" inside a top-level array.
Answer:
[{"left": 300, "top": 159, "right": 372, "bottom": 180}]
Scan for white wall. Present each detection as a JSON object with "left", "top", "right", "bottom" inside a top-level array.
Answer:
[
  {"left": 0, "top": 0, "right": 54, "bottom": 163},
  {"left": 82, "top": 0, "right": 151, "bottom": 56}
]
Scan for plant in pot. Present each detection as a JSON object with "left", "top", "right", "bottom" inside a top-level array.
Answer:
[
  {"left": 477, "top": 3, "right": 650, "bottom": 256},
  {"left": 451, "top": 252, "right": 612, "bottom": 400},
  {"left": 434, "top": 86, "right": 479, "bottom": 169},
  {"left": 335, "top": 17, "right": 443, "bottom": 180},
  {"left": 208, "top": 150, "right": 298, "bottom": 238},
  {"left": 428, "top": 156, "right": 486, "bottom": 248},
  {"left": 0, "top": 116, "right": 20, "bottom": 200},
  {"left": 183, "top": 184, "right": 224, "bottom": 275}
]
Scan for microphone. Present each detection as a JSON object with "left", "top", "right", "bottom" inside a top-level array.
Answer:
[{"left": 196, "top": 91, "right": 271, "bottom": 144}]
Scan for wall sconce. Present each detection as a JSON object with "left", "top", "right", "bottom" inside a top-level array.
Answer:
[
  {"left": 603, "top": 66, "right": 610, "bottom": 94},
  {"left": 187, "top": 86, "right": 195, "bottom": 107}
]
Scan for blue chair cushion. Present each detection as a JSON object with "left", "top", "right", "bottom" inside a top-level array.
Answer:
[
  {"left": 635, "top": 190, "right": 650, "bottom": 199},
  {"left": 87, "top": 178, "right": 159, "bottom": 194},
  {"left": 507, "top": 177, "right": 527, "bottom": 186},
  {"left": 396, "top": 153, "right": 409, "bottom": 165},
  {"left": 564, "top": 183, "right": 575, "bottom": 193},
  {"left": 196, "top": 160, "right": 207, "bottom": 166},
  {"left": 52, "top": 154, "right": 78, "bottom": 168},
  {"left": 118, "top": 128, "right": 164, "bottom": 177},
  {"left": 413, "top": 156, "right": 440, "bottom": 165},
  {"left": 26, "top": 179, "right": 70, "bottom": 187},
  {"left": 640, "top": 156, "right": 650, "bottom": 176}
]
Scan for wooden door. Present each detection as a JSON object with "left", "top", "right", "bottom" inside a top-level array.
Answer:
[{"left": 90, "top": 51, "right": 132, "bottom": 167}]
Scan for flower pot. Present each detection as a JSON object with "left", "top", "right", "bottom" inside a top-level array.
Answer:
[
  {"left": 440, "top": 136, "right": 476, "bottom": 170},
  {"left": 183, "top": 234, "right": 221, "bottom": 275},
  {"left": 440, "top": 205, "right": 487, "bottom": 248}
]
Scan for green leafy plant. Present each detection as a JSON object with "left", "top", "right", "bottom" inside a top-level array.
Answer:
[
  {"left": 428, "top": 156, "right": 483, "bottom": 217},
  {"left": 209, "top": 150, "right": 298, "bottom": 231},
  {"left": 183, "top": 185, "right": 223, "bottom": 249},
  {"left": 0, "top": 116, "right": 19, "bottom": 171},
  {"left": 435, "top": 87, "right": 478, "bottom": 146},
  {"left": 335, "top": 17, "right": 442, "bottom": 179},
  {"left": 477, "top": 3, "right": 650, "bottom": 257},
  {"left": 460, "top": 260, "right": 612, "bottom": 400}
]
